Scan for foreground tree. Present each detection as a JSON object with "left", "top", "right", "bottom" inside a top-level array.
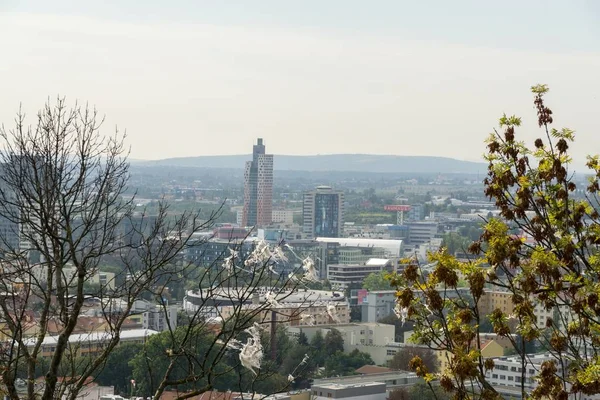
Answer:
[
  {"left": 389, "top": 346, "right": 437, "bottom": 373},
  {"left": 362, "top": 270, "right": 393, "bottom": 291},
  {"left": 390, "top": 85, "right": 600, "bottom": 399},
  {"left": 0, "top": 99, "right": 312, "bottom": 400}
]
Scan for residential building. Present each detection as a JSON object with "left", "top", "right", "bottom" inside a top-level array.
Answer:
[
  {"left": 436, "top": 334, "right": 510, "bottom": 373},
  {"left": 478, "top": 290, "right": 515, "bottom": 316},
  {"left": 138, "top": 302, "right": 179, "bottom": 332},
  {"left": 303, "top": 186, "right": 344, "bottom": 239},
  {"left": 287, "top": 322, "right": 397, "bottom": 365},
  {"left": 484, "top": 352, "right": 600, "bottom": 399},
  {"left": 242, "top": 138, "right": 273, "bottom": 228},
  {"left": 483, "top": 353, "right": 557, "bottom": 396}
]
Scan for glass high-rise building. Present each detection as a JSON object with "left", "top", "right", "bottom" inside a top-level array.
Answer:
[
  {"left": 303, "top": 186, "right": 344, "bottom": 239},
  {"left": 242, "top": 138, "right": 273, "bottom": 227}
]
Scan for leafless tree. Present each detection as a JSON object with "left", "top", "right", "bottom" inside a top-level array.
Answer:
[{"left": 0, "top": 99, "right": 323, "bottom": 400}]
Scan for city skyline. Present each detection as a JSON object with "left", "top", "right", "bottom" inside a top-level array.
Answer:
[{"left": 1, "top": 1, "right": 599, "bottom": 164}]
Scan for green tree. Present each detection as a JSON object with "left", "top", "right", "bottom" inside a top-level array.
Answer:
[
  {"left": 96, "top": 343, "right": 143, "bottom": 394},
  {"left": 281, "top": 344, "right": 314, "bottom": 388},
  {"left": 324, "top": 329, "right": 344, "bottom": 356},
  {"left": 349, "top": 306, "right": 362, "bottom": 322},
  {"left": 362, "top": 270, "right": 393, "bottom": 291},
  {"left": 297, "top": 332, "right": 309, "bottom": 346},
  {"left": 264, "top": 325, "right": 292, "bottom": 366},
  {"left": 324, "top": 349, "right": 374, "bottom": 377},
  {"left": 389, "top": 85, "right": 600, "bottom": 400},
  {"left": 309, "top": 331, "right": 326, "bottom": 367},
  {"left": 129, "top": 328, "right": 209, "bottom": 396},
  {"left": 441, "top": 232, "right": 470, "bottom": 255}
]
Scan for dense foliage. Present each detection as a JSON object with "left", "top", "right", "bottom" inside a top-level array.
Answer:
[{"left": 390, "top": 85, "right": 600, "bottom": 399}]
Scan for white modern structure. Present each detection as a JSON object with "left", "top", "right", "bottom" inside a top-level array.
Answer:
[
  {"left": 327, "top": 259, "right": 394, "bottom": 290},
  {"left": 316, "top": 237, "right": 404, "bottom": 258}
]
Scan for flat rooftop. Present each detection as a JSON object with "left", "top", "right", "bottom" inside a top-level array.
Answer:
[{"left": 313, "top": 381, "right": 386, "bottom": 390}]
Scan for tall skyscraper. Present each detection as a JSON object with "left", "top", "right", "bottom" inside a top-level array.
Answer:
[
  {"left": 242, "top": 138, "right": 273, "bottom": 227},
  {"left": 303, "top": 186, "right": 344, "bottom": 239}
]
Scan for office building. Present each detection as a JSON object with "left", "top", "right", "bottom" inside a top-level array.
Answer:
[
  {"left": 303, "top": 186, "right": 344, "bottom": 239},
  {"left": 271, "top": 209, "right": 295, "bottom": 225},
  {"left": 242, "top": 138, "right": 273, "bottom": 228},
  {"left": 327, "top": 259, "right": 394, "bottom": 290},
  {"left": 405, "top": 221, "right": 438, "bottom": 246}
]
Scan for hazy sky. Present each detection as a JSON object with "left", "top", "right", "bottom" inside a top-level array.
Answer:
[{"left": 1, "top": 1, "right": 599, "bottom": 162}]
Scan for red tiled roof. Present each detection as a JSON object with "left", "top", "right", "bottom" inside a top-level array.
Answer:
[
  {"left": 160, "top": 390, "right": 239, "bottom": 400},
  {"left": 355, "top": 365, "right": 392, "bottom": 375}
]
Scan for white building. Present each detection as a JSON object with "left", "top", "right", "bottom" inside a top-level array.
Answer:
[
  {"left": 484, "top": 353, "right": 600, "bottom": 400},
  {"left": 271, "top": 209, "right": 295, "bottom": 225},
  {"left": 327, "top": 259, "right": 394, "bottom": 290},
  {"left": 310, "top": 382, "right": 386, "bottom": 400},
  {"left": 287, "top": 322, "right": 400, "bottom": 365},
  {"left": 139, "top": 303, "right": 179, "bottom": 332},
  {"left": 316, "top": 238, "right": 404, "bottom": 258},
  {"left": 405, "top": 222, "right": 438, "bottom": 246},
  {"left": 24, "top": 329, "right": 159, "bottom": 357},
  {"left": 360, "top": 291, "right": 397, "bottom": 323}
]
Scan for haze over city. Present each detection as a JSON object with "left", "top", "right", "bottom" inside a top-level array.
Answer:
[
  {"left": 2, "top": 0, "right": 600, "bottom": 163},
  {"left": 4, "top": 2, "right": 600, "bottom": 399}
]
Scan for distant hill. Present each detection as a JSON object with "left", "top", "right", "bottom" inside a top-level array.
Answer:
[{"left": 137, "top": 154, "right": 486, "bottom": 174}]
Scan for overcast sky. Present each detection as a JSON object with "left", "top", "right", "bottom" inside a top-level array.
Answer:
[{"left": 1, "top": 1, "right": 599, "bottom": 163}]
